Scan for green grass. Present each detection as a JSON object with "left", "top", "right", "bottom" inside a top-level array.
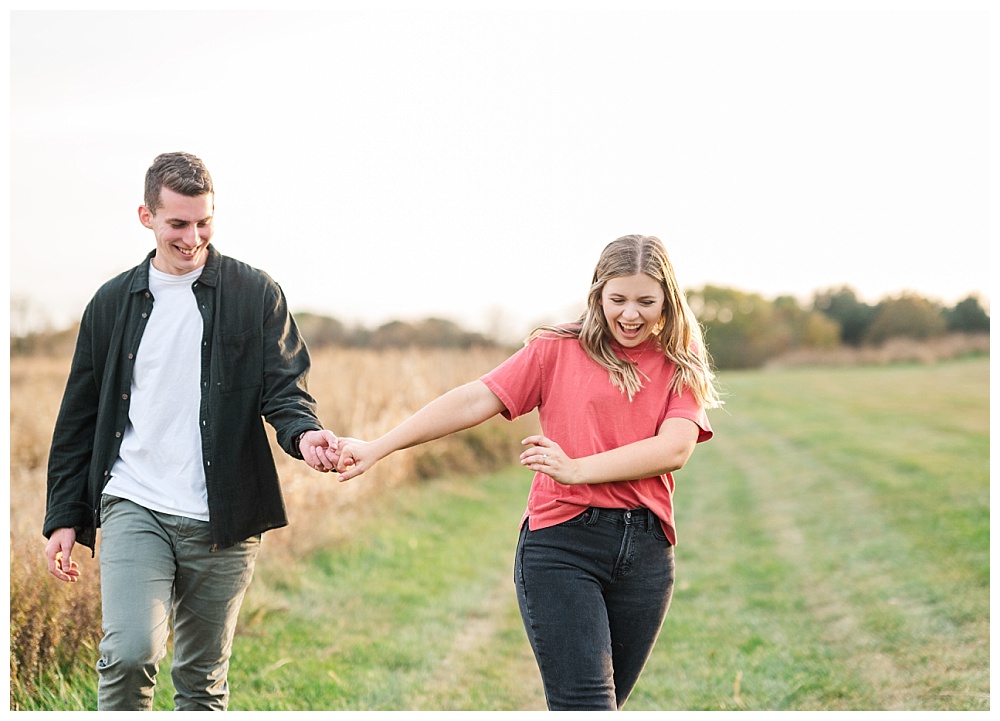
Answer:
[
  {"left": 22, "top": 358, "right": 989, "bottom": 710},
  {"left": 633, "top": 358, "right": 989, "bottom": 711},
  {"left": 225, "top": 472, "right": 544, "bottom": 710}
]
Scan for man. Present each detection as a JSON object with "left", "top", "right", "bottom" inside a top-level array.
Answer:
[{"left": 43, "top": 151, "right": 339, "bottom": 711}]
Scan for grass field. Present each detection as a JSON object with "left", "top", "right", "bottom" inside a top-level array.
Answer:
[
  {"left": 636, "top": 358, "right": 989, "bottom": 710},
  {"left": 11, "top": 357, "right": 989, "bottom": 710}
]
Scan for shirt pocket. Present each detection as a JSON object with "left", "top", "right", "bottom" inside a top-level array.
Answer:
[{"left": 218, "top": 328, "right": 263, "bottom": 393}]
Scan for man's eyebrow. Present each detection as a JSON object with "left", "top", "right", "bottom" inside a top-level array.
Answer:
[{"left": 166, "top": 215, "right": 213, "bottom": 224}]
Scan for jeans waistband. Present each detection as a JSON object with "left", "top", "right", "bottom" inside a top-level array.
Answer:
[{"left": 583, "top": 507, "right": 659, "bottom": 529}]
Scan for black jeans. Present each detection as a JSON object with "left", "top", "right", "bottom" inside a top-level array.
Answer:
[{"left": 515, "top": 508, "right": 675, "bottom": 710}]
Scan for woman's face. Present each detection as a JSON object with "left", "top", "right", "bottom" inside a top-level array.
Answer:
[{"left": 601, "top": 273, "right": 665, "bottom": 347}]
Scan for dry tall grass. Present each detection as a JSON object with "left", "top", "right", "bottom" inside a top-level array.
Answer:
[
  {"left": 8, "top": 343, "right": 537, "bottom": 700},
  {"left": 9, "top": 354, "right": 106, "bottom": 699},
  {"left": 263, "top": 346, "right": 538, "bottom": 560}
]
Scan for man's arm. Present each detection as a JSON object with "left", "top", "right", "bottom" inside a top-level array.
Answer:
[
  {"left": 256, "top": 278, "right": 333, "bottom": 465},
  {"left": 43, "top": 301, "right": 102, "bottom": 541}
]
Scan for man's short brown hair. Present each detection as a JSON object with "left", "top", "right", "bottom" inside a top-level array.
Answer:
[{"left": 144, "top": 152, "right": 214, "bottom": 212}]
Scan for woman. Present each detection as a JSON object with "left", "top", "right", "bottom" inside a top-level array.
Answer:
[{"left": 336, "top": 234, "right": 721, "bottom": 710}]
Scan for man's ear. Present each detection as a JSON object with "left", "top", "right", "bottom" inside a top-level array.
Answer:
[{"left": 138, "top": 205, "right": 154, "bottom": 229}]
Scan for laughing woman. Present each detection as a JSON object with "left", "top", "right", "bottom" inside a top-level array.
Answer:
[{"left": 335, "top": 234, "right": 722, "bottom": 710}]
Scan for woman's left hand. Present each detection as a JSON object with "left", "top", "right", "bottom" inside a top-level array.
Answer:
[{"left": 520, "top": 435, "right": 582, "bottom": 485}]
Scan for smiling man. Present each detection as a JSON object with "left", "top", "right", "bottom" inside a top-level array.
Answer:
[
  {"left": 42, "top": 151, "right": 340, "bottom": 711},
  {"left": 141, "top": 186, "right": 215, "bottom": 274}
]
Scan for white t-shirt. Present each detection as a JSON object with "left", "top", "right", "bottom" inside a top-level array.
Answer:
[{"left": 105, "top": 263, "right": 210, "bottom": 521}]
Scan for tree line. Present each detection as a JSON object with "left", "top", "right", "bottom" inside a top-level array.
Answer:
[
  {"left": 687, "top": 286, "right": 989, "bottom": 369},
  {"left": 8, "top": 287, "right": 990, "bottom": 370},
  {"left": 294, "top": 286, "right": 989, "bottom": 370}
]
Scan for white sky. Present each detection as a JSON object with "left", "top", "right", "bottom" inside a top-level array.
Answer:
[{"left": 8, "top": 1, "right": 993, "bottom": 340}]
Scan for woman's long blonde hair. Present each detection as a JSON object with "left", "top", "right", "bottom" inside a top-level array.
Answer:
[{"left": 528, "top": 234, "right": 722, "bottom": 408}]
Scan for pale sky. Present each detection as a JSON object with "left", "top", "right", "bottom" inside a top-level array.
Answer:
[{"left": 8, "top": 1, "right": 993, "bottom": 340}]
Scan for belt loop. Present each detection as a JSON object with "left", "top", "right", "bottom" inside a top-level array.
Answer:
[
  {"left": 647, "top": 508, "right": 657, "bottom": 531},
  {"left": 586, "top": 508, "right": 600, "bottom": 525}
]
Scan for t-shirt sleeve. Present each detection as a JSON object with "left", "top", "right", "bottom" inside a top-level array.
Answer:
[
  {"left": 664, "top": 385, "right": 714, "bottom": 443},
  {"left": 481, "top": 341, "right": 544, "bottom": 421}
]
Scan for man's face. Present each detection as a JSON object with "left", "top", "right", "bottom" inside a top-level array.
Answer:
[{"left": 139, "top": 187, "right": 215, "bottom": 275}]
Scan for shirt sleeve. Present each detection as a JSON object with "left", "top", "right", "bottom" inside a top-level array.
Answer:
[
  {"left": 663, "top": 385, "right": 714, "bottom": 443},
  {"left": 480, "top": 341, "right": 544, "bottom": 421},
  {"left": 44, "top": 298, "right": 102, "bottom": 539},
  {"left": 258, "top": 278, "right": 321, "bottom": 457}
]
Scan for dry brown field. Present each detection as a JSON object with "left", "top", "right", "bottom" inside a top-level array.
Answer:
[
  {"left": 9, "top": 343, "right": 538, "bottom": 695},
  {"left": 10, "top": 344, "right": 537, "bottom": 552}
]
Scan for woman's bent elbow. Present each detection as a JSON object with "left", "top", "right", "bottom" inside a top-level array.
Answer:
[{"left": 665, "top": 444, "right": 697, "bottom": 473}]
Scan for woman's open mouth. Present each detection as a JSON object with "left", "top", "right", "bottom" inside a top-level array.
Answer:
[{"left": 618, "top": 322, "right": 643, "bottom": 339}]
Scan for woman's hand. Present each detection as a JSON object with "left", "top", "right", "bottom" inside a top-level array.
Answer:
[
  {"left": 520, "top": 435, "right": 583, "bottom": 485},
  {"left": 336, "top": 437, "right": 382, "bottom": 482}
]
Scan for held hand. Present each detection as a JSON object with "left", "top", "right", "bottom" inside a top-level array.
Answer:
[
  {"left": 336, "top": 437, "right": 379, "bottom": 482},
  {"left": 45, "top": 528, "right": 81, "bottom": 583},
  {"left": 300, "top": 429, "right": 340, "bottom": 473},
  {"left": 520, "top": 435, "right": 581, "bottom": 485}
]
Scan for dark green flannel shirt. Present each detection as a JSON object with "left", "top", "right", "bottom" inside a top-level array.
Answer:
[{"left": 43, "top": 245, "right": 321, "bottom": 551}]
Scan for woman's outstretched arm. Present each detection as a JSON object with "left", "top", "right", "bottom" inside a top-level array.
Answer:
[{"left": 337, "top": 380, "right": 507, "bottom": 481}]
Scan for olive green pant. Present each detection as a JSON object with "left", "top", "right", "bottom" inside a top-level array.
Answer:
[{"left": 97, "top": 495, "right": 260, "bottom": 711}]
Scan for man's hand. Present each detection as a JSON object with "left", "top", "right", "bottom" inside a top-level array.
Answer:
[
  {"left": 299, "top": 429, "right": 340, "bottom": 472},
  {"left": 45, "top": 528, "right": 81, "bottom": 582}
]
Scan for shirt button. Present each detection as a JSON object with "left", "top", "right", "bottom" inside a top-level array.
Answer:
[
  {"left": 141, "top": 312, "right": 147, "bottom": 318},
  {"left": 127, "top": 353, "right": 134, "bottom": 360},
  {"left": 115, "top": 432, "right": 121, "bottom": 438},
  {"left": 121, "top": 394, "right": 128, "bottom": 400}
]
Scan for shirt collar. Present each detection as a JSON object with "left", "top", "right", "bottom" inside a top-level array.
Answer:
[{"left": 129, "top": 244, "right": 220, "bottom": 293}]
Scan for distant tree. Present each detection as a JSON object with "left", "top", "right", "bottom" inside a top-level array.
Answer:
[
  {"left": 864, "top": 293, "right": 946, "bottom": 345},
  {"left": 9, "top": 323, "right": 79, "bottom": 357},
  {"left": 294, "top": 312, "right": 499, "bottom": 349},
  {"left": 687, "top": 286, "right": 784, "bottom": 369},
  {"left": 812, "top": 286, "right": 876, "bottom": 346},
  {"left": 412, "top": 317, "right": 491, "bottom": 348},
  {"left": 371, "top": 320, "right": 419, "bottom": 349},
  {"left": 294, "top": 312, "right": 350, "bottom": 348},
  {"left": 687, "top": 287, "right": 843, "bottom": 369},
  {"left": 943, "top": 295, "right": 990, "bottom": 334},
  {"left": 772, "top": 295, "right": 841, "bottom": 351}
]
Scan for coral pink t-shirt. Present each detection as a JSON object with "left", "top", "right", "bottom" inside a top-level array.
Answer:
[{"left": 481, "top": 333, "right": 713, "bottom": 545}]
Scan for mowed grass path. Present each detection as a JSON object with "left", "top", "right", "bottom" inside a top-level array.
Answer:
[
  {"left": 636, "top": 357, "right": 989, "bottom": 710},
  {"left": 112, "top": 358, "right": 994, "bottom": 710}
]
